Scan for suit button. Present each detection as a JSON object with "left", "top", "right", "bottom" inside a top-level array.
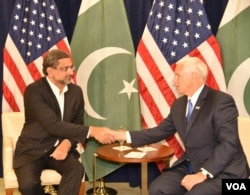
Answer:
[{"left": 44, "top": 149, "right": 48, "bottom": 153}]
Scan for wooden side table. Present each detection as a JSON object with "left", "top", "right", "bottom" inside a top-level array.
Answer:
[{"left": 93, "top": 142, "right": 174, "bottom": 195}]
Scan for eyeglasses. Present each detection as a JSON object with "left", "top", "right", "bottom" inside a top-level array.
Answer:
[{"left": 56, "top": 65, "right": 75, "bottom": 72}]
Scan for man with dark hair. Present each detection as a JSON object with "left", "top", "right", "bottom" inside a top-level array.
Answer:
[{"left": 14, "top": 49, "right": 114, "bottom": 195}]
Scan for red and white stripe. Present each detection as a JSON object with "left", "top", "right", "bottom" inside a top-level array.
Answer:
[{"left": 2, "top": 35, "right": 70, "bottom": 112}]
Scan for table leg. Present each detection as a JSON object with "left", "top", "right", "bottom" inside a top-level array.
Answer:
[
  {"left": 141, "top": 162, "right": 148, "bottom": 195},
  {"left": 93, "top": 153, "right": 97, "bottom": 193},
  {"left": 86, "top": 153, "right": 117, "bottom": 195}
]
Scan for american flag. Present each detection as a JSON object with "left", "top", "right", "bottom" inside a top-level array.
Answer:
[
  {"left": 136, "top": 0, "right": 226, "bottom": 168},
  {"left": 2, "top": 0, "right": 70, "bottom": 112}
]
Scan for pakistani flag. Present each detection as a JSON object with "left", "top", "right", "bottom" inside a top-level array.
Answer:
[
  {"left": 216, "top": 0, "right": 250, "bottom": 117},
  {"left": 70, "top": 0, "right": 141, "bottom": 181}
]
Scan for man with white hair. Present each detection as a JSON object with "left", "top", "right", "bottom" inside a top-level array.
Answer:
[{"left": 113, "top": 57, "right": 249, "bottom": 195}]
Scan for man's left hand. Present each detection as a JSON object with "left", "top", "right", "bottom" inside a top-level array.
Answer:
[
  {"left": 50, "top": 139, "right": 71, "bottom": 160},
  {"left": 181, "top": 171, "right": 207, "bottom": 191}
]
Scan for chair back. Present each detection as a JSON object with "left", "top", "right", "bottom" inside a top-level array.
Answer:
[
  {"left": 2, "top": 112, "right": 25, "bottom": 149},
  {"left": 238, "top": 116, "right": 250, "bottom": 166}
]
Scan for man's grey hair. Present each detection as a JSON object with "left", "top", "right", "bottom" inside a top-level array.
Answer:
[{"left": 177, "top": 57, "right": 208, "bottom": 81}]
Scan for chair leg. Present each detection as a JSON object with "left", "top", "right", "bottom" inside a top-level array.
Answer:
[
  {"left": 44, "top": 185, "right": 57, "bottom": 194},
  {"left": 5, "top": 188, "right": 14, "bottom": 195},
  {"left": 79, "top": 182, "right": 85, "bottom": 195}
]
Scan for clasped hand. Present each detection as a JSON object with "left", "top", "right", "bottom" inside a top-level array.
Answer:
[{"left": 89, "top": 127, "right": 126, "bottom": 144}]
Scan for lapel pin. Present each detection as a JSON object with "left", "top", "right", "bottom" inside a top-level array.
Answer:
[{"left": 195, "top": 106, "right": 200, "bottom": 109}]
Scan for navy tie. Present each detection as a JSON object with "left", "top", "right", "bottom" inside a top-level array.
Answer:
[
  {"left": 186, "top": 100, "right": 194, "bottom": 173},
  {"left": 186, "top": 100, "right": 193, "bottom": 123},
  {"left": 186, "top": 160, "right": 194, "bottom": 174}
]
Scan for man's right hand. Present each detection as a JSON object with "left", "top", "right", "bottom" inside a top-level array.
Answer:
[
  {"left": 112, "top": 130, "right": 127, "bottom": 142},
  {"left": 89, "top": 127, "right": 115, "bottom": 144}
]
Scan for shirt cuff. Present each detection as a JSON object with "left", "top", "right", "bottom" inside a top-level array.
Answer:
[
  {"left": 54, "top": 139, "right": 60, "bottom": 147},
  {"left": 200, "top": 168, "right": 214, "bottom": 178},
  {"left": 126, "top": 131, "right": 132, "bottom": 143},
  {"left": 87, "top": 127, "right": 91, "bottom": 138}
]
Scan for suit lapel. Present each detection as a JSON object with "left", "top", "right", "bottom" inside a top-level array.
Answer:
[
  {"left": 43, "top": 78, "right": 63, "bottom": 120},
  {"left": 63, "top": 85, "right": 75, "bottom": 121},
  {"left": 186, "top": 86, "right": 209, "bottom": 134},
  {"left": 63, "top": 90, "right": 69, "bottom": 120}
]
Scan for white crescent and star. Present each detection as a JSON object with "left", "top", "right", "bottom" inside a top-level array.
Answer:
[
  {"left": 119, "top": 79, "right": 138, "bottom": 100},
  {"left": 227, "top": 58, "right": 250, "bottom": 117},
  {"left": 76, "top": 47, "right": 138, "bottom": 120}
]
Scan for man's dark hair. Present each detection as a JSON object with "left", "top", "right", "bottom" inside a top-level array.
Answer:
[{"left": 42, "top": 49, "right": 70, "bottom": 75}]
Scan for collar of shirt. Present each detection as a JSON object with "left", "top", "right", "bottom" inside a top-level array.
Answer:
[
  {"left": 186, "top": 84, "right": 205, "bottom": 115},
  {"left": 46, "top": 77, "right": 68, "bottom": 119},
  {"left": 46, "top": 77, "right": 68, "bottom": 95}
]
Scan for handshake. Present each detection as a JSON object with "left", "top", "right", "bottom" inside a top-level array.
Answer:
[{"left": 89, "top": 126, "right": 126, "bottom": 144}]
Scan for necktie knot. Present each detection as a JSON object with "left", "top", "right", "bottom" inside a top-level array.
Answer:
[{"left": 186, "top": 100, "right": 193, "bottom": 123}]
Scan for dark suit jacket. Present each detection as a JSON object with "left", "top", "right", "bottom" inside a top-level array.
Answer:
[
  {"left": 14, "top": 77, "right": 89, "bottom": 168},
  {"left": 130, "top": 86, "right": 250, "bottom": 178}
]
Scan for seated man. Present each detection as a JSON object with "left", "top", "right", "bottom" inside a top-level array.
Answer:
[
  {"left": 14, "top": 49, "right": 114, "bottom": 195},
  {"left": 113, "top": 57, "right": 250, "bottom": 195}
]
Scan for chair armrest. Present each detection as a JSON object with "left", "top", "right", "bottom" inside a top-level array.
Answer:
[{"left": 2, "top": 137, "right": 14, "bottom": 176}]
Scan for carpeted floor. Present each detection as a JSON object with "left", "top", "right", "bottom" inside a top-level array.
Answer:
[{"left": 0, "top": 178, "right": 141, "bottom": 195}]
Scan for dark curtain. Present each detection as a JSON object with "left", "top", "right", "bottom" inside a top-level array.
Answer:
[
  {"left": 0, "top": 0, "right": 228, "bottom": 184},
  {"left": 54, "top": 0, "right": 82, "bottom": 42}
]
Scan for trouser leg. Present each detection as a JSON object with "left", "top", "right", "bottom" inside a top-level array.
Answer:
[
  {"left": 47, "top": 152, "right": 84, "bottom": 195},
  {"left": 14, "top": 159, "right": 45, "bottom": 195}
]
